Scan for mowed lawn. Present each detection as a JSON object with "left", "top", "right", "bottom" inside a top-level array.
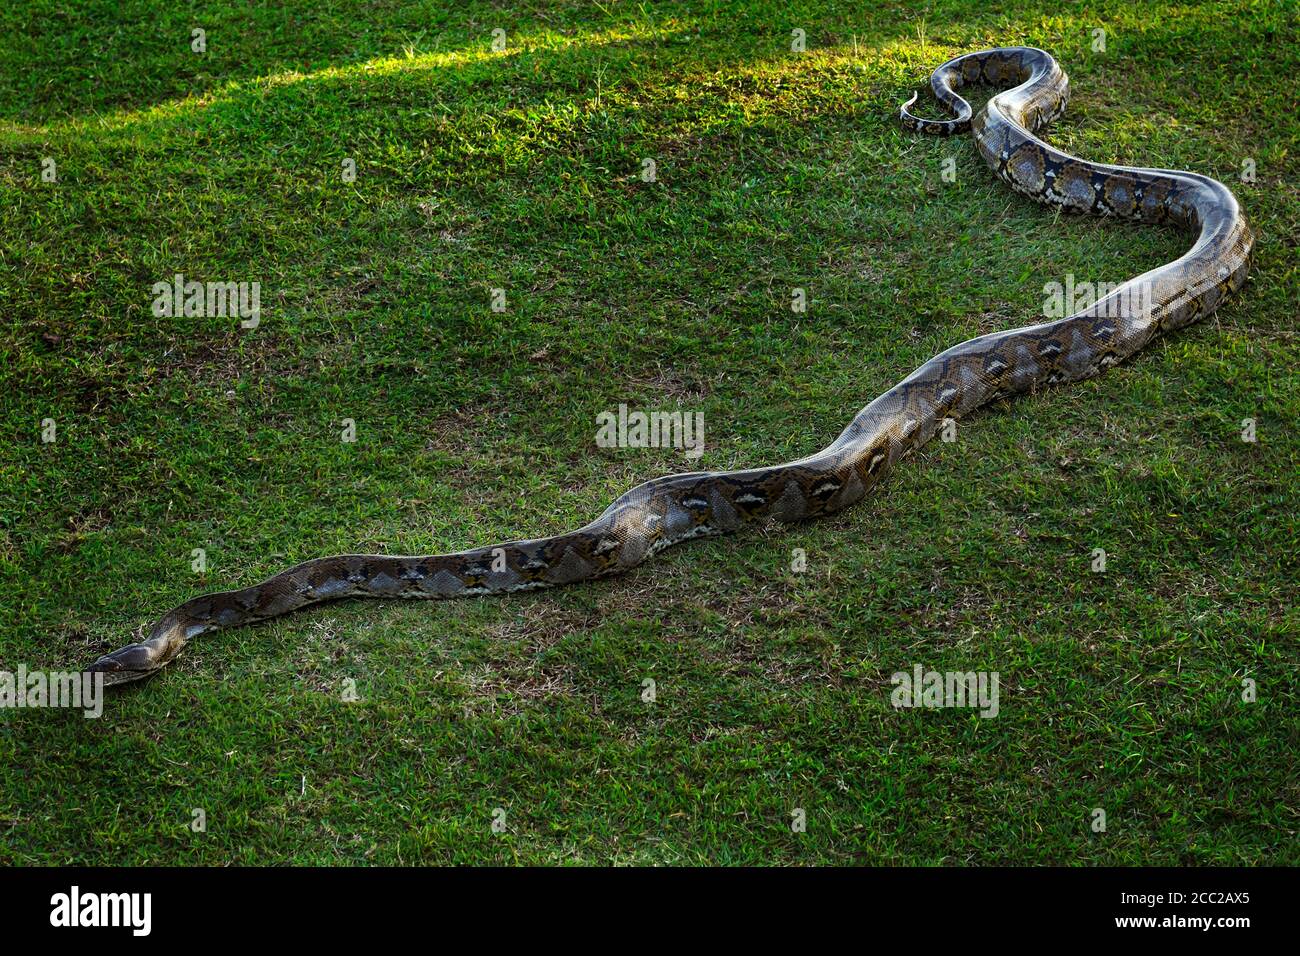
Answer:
[{"left": 0, "top": 0, "right": 1295, "bottom": 864}]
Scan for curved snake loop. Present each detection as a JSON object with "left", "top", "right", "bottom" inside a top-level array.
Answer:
[{"left": 89, "top": 48, "right": 1253, "bottom": 686}]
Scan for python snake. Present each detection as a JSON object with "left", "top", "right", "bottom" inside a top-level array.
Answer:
[{"left": 88, "top": 47, "right": 1253, "bottom": 686}]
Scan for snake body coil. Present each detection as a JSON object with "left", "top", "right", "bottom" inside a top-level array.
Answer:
[{"left": 89, "top": 48, "right": 1253, "bottom": 686}]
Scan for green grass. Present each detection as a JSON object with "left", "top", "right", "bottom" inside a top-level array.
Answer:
[{"left": 1, "top": 0, "right": 1296, "bottom": 865}]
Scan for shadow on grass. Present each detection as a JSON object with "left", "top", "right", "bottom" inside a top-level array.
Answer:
[{"left": 3, "top": 0, "right": 1275, "bottom": 127}]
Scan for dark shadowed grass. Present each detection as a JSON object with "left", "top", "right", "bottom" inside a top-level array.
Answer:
[{"left": 0, "top": 0, "right": 1296, "bottom": 864}]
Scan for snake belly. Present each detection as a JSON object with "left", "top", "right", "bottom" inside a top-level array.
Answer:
[{"left": 88, "top": 47, "right": 1253, "bottom": 686}]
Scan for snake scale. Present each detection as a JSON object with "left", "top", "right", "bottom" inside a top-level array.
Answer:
[{"left": 88, "top": 47, "right": 1253, "bottom": 686}]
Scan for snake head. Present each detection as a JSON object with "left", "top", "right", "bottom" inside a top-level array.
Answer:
[{"left": 86, "top": 619, "right": 188, "bottom": 688}]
